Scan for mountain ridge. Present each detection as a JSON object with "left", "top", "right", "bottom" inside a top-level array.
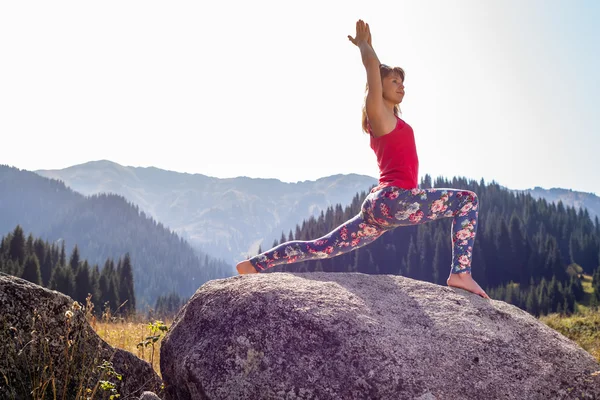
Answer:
[{"left": 36, "top": 160, "right": 381, "bottom": 264}]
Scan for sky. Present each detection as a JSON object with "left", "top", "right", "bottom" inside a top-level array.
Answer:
[{"left": 1, "top": 0, "right": 599, "bottom": 195}]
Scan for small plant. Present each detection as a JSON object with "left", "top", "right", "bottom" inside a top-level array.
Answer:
[
  {"left": 86, "top": 360, "right": 122, "bottom": 400},
  {"left": 84, "top": 294, "right": 97, "bottom": 331},
  {"left": 137, "top": 320, "right": 168, "bottom": 369}
]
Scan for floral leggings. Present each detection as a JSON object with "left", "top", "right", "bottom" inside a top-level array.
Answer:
[{"left": 249, "top": 186, "right": 479, "bottom": 275}]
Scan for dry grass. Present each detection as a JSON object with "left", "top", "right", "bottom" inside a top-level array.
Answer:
[{"left": 93, "top": 318, "right": 171, "bottom": 377}]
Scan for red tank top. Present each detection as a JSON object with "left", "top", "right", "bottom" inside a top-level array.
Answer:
[{"left": 369, "top": 116, "right": 419, "bottom": 191}]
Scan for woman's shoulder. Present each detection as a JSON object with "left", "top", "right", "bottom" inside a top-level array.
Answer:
[{"left": 369, "top": 115, "right": 404, "bottom": 139}]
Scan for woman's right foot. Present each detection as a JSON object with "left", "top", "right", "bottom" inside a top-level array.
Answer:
[
  {"left": 447, "top": 272, "right": 490, "bottom": 299},
  {"left": 236, "top": 260, "right": 258, "bottom": 275}
]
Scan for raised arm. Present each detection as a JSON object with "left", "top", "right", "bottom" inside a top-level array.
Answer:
[{"left": 348, "top": 20, "right": 397, "bottom": 136}]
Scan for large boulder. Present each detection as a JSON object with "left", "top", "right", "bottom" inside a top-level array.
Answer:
[
  {"left": 161, "top": 272, "right": 600, "bottom": 400},
  {"left": 0, "top": 273, "right": 163, "bottom": 399}
]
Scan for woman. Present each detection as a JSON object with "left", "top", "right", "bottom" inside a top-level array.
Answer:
[{"left": 236, "top": 20, "right": 489, "bottom": 299}]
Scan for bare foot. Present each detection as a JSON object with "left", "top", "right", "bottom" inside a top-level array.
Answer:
[
  {"left": 447, "top": 272, "right": 490, "bottom": 299},
  {"left": 236, "top": 260, "right": 258, "bottom": 275}
]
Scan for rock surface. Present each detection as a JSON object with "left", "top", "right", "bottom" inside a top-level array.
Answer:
[
  {"left": 139, "top": 391, "right": 163, "bottom": 400},
  {"left": 0, "top": 273, "right": 163, "bottom": 399},
  {"left": 161, "top": 272, "right": 600, "bottom": 400}
]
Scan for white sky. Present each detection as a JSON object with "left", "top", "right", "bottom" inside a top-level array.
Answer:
[{"left": 1, "top": 1, "right": 599, "bottom": 195}]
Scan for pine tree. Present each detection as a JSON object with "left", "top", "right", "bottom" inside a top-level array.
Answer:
[
  {"left": 526, "top": 248, "right": 543, "bottom": 287},
  {"left": 406, "top": 237, "right": 419, "bottom": 279},
  {"left": 118, "top": 253, "right": 136, "bottom": 315},
  {"left": 33, "top": 239, "right": 46, "bottom": 273},
  {"left": 544, "top": 237, "right": 567, "bottom": 282},
  {"left": 505, "top": 283, "right": 517, "bottom": 305},
  {"left": 418, "top": 228, "right": 434, "bottom": 283},
  {"left": 22, "top": 254, "right": 42, "bottom": 286},
  {"left": 482, "top": 215, "right": 500, "bottom": 286},
  {"left": 90, "top": 265, "right": 102, "bottom": 313},
  {"left": 537, "top": 278, "right": 549, "bottom": 316},
  {"left": 0, "top": 234, "right": 6, "bottom": 259},
  {"left": 556, "top": 301, "right": 564, "bottom": 315},
  {"left": 40, "top": 247, "right": 53, "bottom": 287},
  {"left": 26, "top": 234, "right": 34, "bottom": 255},
  {"left": 564, "top": 286, "right": 575, "bottom": 315},
  {"left": 568, "top": 234, "right": 579, "bottom": 266},
  {"left": 399, "top": 258, "right": 407, "bottom": 276},
  {"left": 69, "top": 245, "right": 80, "bottom": 272},
  {"left": 355, "top": 248, "right": 375, "bottom": 274},
  {"left": 108, "top": 273, "right": 121, "bottom": 313},
  {"left": 315, "top": 260, "right": 324, "bottom": 272},
  {"left": 568, "top": 275, "right": 584, "bottom": 302},
  {"left": 153, "top": 292, "right": 185, "bottom": 319},
  {"left": 378, "top": 243, "right": 398, "bottom": 276},
  {"left": 49, "top": 265, "right": 76, "bottom": 298},
  {"left": 472, "top": 240, "right": 488, "bottom": 289},
  {"left": 525, "top": 287, "right": 540, "bottom": 317},
  {"left": 495, "top": 284, "right": 506, "bottom": 301},
  {"left": 508, "top": 213, "right": 529, "bottom": 285},
  {"left": 547, "top": 276, "right": 561, "bottom": 313},
  {"left": 432, "top": 233, "right": 445, "bottom": 285},
  {"left": 59, "top": 241, "right": 66, "bottom": 267},
  {"left": 4, "top": 260, "right": 16, "bottom": 276},
  {"left": 495, "top": 218, "right": 513, "bottom": 285},
  {"left": 74, "top": 261, "right": 91, "bottom": 306},
  {"left": 9, "top": 225, "right": 26, "bottom": 266}
]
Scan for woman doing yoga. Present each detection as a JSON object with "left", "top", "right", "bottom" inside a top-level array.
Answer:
[{"left": 236, "top": 20, "right": 490, "bottom": 299}]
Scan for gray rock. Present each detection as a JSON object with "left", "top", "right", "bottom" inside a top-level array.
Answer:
[
  {"left": 413, "top": 393, "right": 436, "bottom": 400},
  {"left": 140, "top": 391, "right": 163, "bottom": 400},
  {"left": 0, "top": 273, "right": 163, "bottom": 400},
  {"left": 161, "top": 272, "right": 600, "bottom": 400}
]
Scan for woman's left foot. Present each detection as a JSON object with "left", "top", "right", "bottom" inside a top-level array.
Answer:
[
  {"left": 447, "top": 272, "right": 490, "bottom": 299},
  {"left": 236, "top": 260, "right": 258, "bottom": 274}
]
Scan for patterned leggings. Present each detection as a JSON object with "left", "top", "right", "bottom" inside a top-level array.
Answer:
[{"left": 249, "top": 186, "right": 480, "bottom": 275}]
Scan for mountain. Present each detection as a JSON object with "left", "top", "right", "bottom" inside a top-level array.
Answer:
[
  {"left": 36, "top": 160, "right": 380, "bottom": 264},
  {"left": 0, "top": 165, "right": 231, "bottom": 309},
  {"left": 515, "top": 187, "right": 599, "bottom": 222}
]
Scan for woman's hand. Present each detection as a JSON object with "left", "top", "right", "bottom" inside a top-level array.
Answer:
[{"left": 348, "top": 19, "right": 372, "bottom": 47}]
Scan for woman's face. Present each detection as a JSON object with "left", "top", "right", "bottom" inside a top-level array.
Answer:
[{"left": 382, "top": 73, "right": 405, "bottom": 104}]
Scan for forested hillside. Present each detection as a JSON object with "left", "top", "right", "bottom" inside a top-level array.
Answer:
[
  {"left": 264, "top": 176, "right": 600, "bottom": 316},
  {"left": 0, "top": 226, "right": 135, "bottom": 316},
  {"left": 0, "top": 165, "right": 232, "bottom": 309}
]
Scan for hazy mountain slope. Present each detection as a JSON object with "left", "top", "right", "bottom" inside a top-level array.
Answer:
[
  {"left": 517, "top": 187, "right": 599, "bottom": 222},
  {"left": 36, "top": 160, "right": 379, "bottom": 263},
  {"left": 0, "top": 165, "right": 231, "bottom": 309}
]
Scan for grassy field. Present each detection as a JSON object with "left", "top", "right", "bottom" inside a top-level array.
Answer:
[
  {"left": 539, "top": 274, "right": 600, "bottom": 363},
  {"left": 95, "top": 275, "right": 599, "bottom": 377},
  {"left": 541, "top": 308, "right": 600, "bottom": 363},
  {"left": 93, "top": 317, "right": 171, "bottom": 377}
]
